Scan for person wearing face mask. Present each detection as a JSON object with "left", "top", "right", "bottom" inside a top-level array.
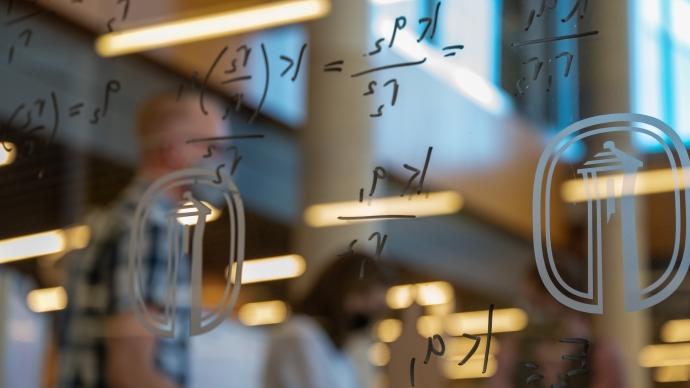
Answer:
[
  {"left": 489, "top": 265, "right": 625, "bottom": 388},
  {"left": 262, "top": 252, "right": 391, "bottom": 388},
  {"left": 57, "top": 91, "right": 228, "bottom": 388}
]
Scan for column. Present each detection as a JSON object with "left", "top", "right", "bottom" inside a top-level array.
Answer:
[
  {"left": 580, "top": 1, "right": 651, "bottom": 387},
  {"left": 293, "top": 0, "right": 376, "bottom": 298}
]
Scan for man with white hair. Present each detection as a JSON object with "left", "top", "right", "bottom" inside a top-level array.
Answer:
[{"left": 58, "top": 92, "right": 226, "bottom": 388}]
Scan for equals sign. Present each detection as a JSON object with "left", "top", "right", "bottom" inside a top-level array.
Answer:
[
  {"left": 442, "top": 45, "right": 464, "bottom": 57},
  {"left": 323, "top": 60, "right": 344, "bottom": 72},
  {"left": 69, "top": 103, "right": 84, "bottom": 117}
]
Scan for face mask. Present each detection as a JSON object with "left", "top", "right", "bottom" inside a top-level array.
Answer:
[{"left": 347, "top": 312, "right": 372, "bottom": 332}]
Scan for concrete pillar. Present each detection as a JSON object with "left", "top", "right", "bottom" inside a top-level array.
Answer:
[
  {"left": 294, "top": 0, "right": 376, "bottom": 298},
  {"left": 580, "top": 1, "right": 651, "bottom": 387}
]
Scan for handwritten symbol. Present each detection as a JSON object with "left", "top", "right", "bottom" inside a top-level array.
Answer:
[
  {"left": 364, "top": 38, "right": 385, "bottom": 57},
  {"left": 524, "top": 362, "right": 544, "bottom": 384},
  {"left": 368, "top": 232, "right": 388, "bottom": 258},
  {"left": 7, "top": 28, "right": 32, "bottom": 64},
  {"left": 102, "top": 80, "right": 121, "bottom": 117},
  {"left": 279, "top": 43, "right": 307, "bottom": 81},
  {"left": 511, "top": 30, "right": 599, "bottom": 48},
  {"left": 442, "top": 44, "right": 464, "bottom": 57},
  {"left": 118, "top": 0, "right": 130, "bottom": 21},
  {"left": 417, "top": 1, "right": 441, "bottom": 42},
  {"left": 562, "top": 0, "right": 589, "bottom": 23},
  {"left": 457, "top": 334, "right": 481, "bottom": 365},
  {"left": 225, "top": 45, "right": 251, "bottom": 74},
  {"left": 389, "top": 16, "right": 407, "bottom": 48},
  {"left": 212, "top": 164, "right": 226, "bottom": 184},
  {"left": 323, "top": 60, "right": 344, "bottom": 72},
  {"left": 69, "top": 103, "right": 84, "bottom": 117},
  {"left": 423, "top": 334, "right": 445, "bottom": 364}
]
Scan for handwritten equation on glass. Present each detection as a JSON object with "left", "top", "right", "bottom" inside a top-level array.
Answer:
[
  {"left": 512, "top": 0, "right": 598, "bottom": 95},
  {"left": 0, "top": 79, "right": 122, "bottom": 176},
  {"left": 177, "top": 1, "right": 462, "bottom": 120},
  {"left": 3, "top": 0, "right": 130, "bottom": 64}
]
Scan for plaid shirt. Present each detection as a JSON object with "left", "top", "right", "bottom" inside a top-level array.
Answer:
[{"left": 58, "top": 179, "right": 190, "bottom": 388}]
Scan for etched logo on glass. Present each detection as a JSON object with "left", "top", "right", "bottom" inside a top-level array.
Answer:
[
  {"left": 129, "top": 167, "right": 245, "bottom": 336},
  {"left": 533, "top": 114, "right": 690, "bottom": 313}
]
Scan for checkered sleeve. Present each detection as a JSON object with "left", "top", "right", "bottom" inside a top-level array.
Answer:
[{"left": 110, "top": 222, "right": 172, "bottom": 315}]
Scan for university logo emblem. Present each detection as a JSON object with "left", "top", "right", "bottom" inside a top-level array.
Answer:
[
  {"left": 129, "top": 167, "right": 245, "bottom": 336},
  {"left": 533, "top": 114, "right": 690, "bottom": 313}
]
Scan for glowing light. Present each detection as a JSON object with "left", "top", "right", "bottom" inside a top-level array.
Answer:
[
  {"left": 0, "top": 143, "right": 16, "bottom": 166},
  {"left": 238, "top": 300, "right": 288, "bottom": 326},
  {"left": 426, "top": 301, "right": 455, "bottom": 316},
  {"left": 639, "top": 343, "right": 690, "bottom": 367},
  {"left": 375, "top": 319, "right": 403, "bottom": 343},
  {"left": 561, "top": 167, "right": 690, "bottom": 203},
  {"left": 446, "top": 336, "right": 499, "bottom": 359},
  {"left": 229, "top": 254, "right": 306, "bottom": 284},
  {"left": 304, "top": 191, "right": 463, "bottom": 227},
  {"left": 655, "top": 365, "right": 690, "bottom": 382},
  {"left": 27, "top": 287, "right": 67, "bottom": 313},
  {"left": 368, "top": 342, "right": 391, "bottom": 367},
  {"left": 415, "top": 281, "right": 454, "bottom": 306},
  {"left": 386, "top": 284, "right": 415, "bottom": 309},
  {"left": 661, "top": 319, "right": 690, "bottom": 343},
  {"left": 95, "top": 0, "right": 331, "bottom": 57},
  {"left": 0, "top": 230, "right": 64, "bottom": 263},
  {"left": 442, "top": 356, "right": 497, "bottom": 379},
  {"left": 0, "top": 225, "right": 91, "bottom": 264},
  {"left": 63, "top": 225, "right": 91, "bottom": 250},
  {"left": 417, "top": 315, "right": 443, "bottom": 338},
  {"left": 176, "top": 201, "right": 221, "bottom": 225},
  {"left": 444, "top": 308, "right": 528, "bottom": 336}
]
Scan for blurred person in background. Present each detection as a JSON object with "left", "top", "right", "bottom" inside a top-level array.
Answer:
[
  {"left": 263, "top": 252, "right": 390, "bottom": 388},
  {"left": 189, "top": 275, "right": 268, "bottom": 388},
  {"left": 489, "top": 266, "right": 625, "bottom": 388},
  {"left": 57, "top": 92, "right": 226, "bottom": 388}
]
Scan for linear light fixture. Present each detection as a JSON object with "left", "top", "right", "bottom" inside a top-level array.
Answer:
[
  {"left": 229, "top": 254, "right": 306, "bottom": 284},
  {"left": 661, "top": 319, "right": 690, "bottom": 343},
  {"left": 95, "top": 0, "right": 331, "bottom": 57},
  {"left": 304, "top": 191, "right": 463, "bottom": 227},
  {"left": 444, "top": 337, "right": 499, "bottom": 379},
  {"left": 426, "top": 301, "right": 455, "bottom": 316},
  {"left": 655, "top": 365, "right": 690, "bottom": 383},
  {"left": 442, "top": 356, "right": 497, "bottom": 379},
  {"left": 639, "top": 343, "right": 690, "bottom": 367},
  {"left": 0, "top": 225, "right": 90, "bottom": 264},
  {"left": 561, "top": 167, "right": 690, "bottom": 203},
  {"left": 238, "top": 300, "right": 288, "bottom": 326},
  {"left": 27, "top": 286, "right": 68, "bottom": 313},
  {"left": 386, "top": 281, "right": 454, "bottom": 309},
  {"left": 0, "top": 143, "right": 16, "bottom": 167},
  {"left": 444, "top": 308, "right": 528, "bottom": 336},
  {"left": 446, "top": 336, "right": 499, "bottom": 359}
]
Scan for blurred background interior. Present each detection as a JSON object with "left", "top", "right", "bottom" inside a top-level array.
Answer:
[{"left": 0, "top": 0, "right": 689, "bottom": 387}]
